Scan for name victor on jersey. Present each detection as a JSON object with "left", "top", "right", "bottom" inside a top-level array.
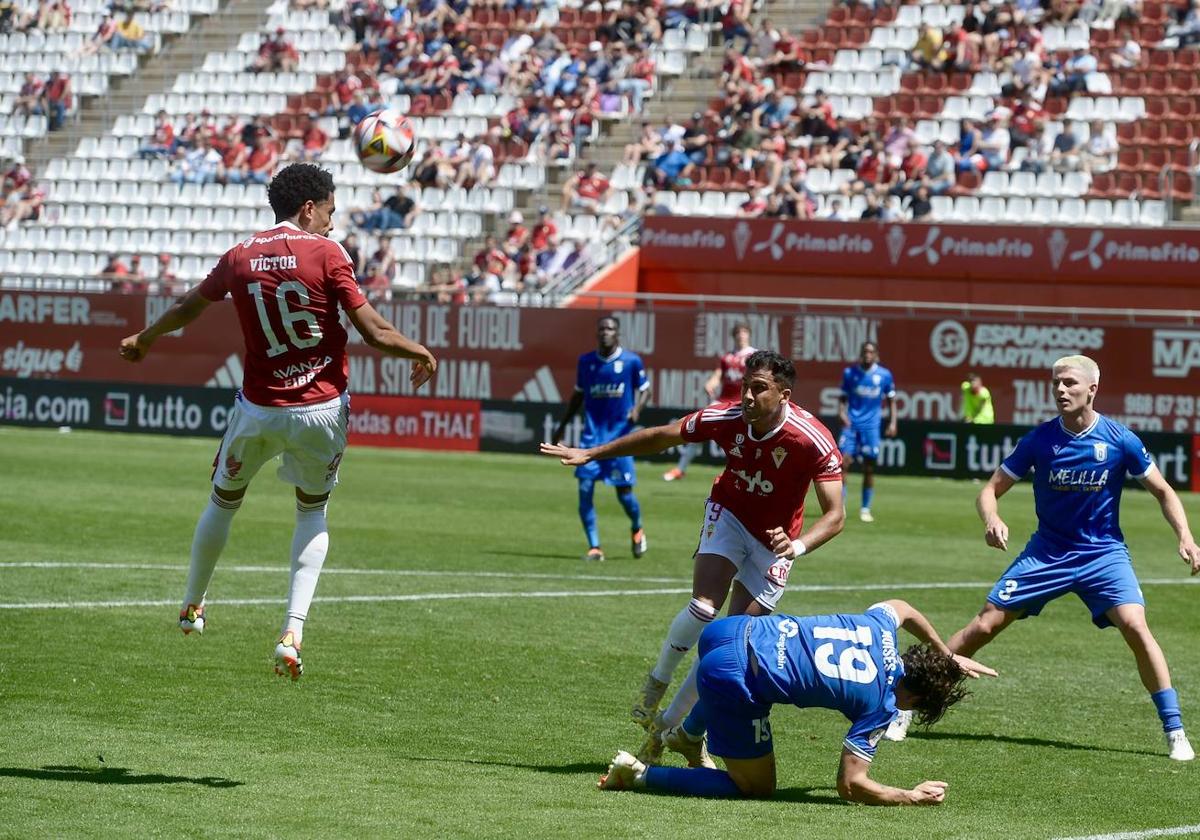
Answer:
[{"left": 249, "top": 255, "right": 299, "bottom": 272}]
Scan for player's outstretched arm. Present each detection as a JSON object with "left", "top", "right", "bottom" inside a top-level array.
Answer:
[
  {"left": 540, "top": 421, "right": 685, "bottom": 466},
  {"left": 1138, "top": 467, "right": 1200, "bottom": 576},
  {"left": 880, "top": 599, "right": 998, "bottom": 678},
  {"left": 347, "top": 302, "right": 437, "bottom": 389},
  {"left": 976, "top": 468, "right": 1016, "bottom": 551},
  {"left": 703, "top": 367, "right": 722, "bottom": 399},
  {"left": 119, "top": 287, "right": 212, "bottom": 362},
  {"left": 836, "top": 750, "right": 947, "bottom": 806}
]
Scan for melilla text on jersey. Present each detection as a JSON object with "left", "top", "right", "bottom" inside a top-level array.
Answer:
[
  {"left": 1047, "top": 467, "right": 1110, "bottom": 491},
  {"left": 589, "top": 382, "right": 626, "bottom": 399}
]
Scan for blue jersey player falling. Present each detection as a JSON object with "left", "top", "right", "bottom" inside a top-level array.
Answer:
[
  {"left": 837, "top": 341, "right": 897, "bottom": 523},
  {"left": 888, "top": 355, "right": 1200, "bottom": 761},
  {"left": 552, "top": 316, "right": 652, "bottom": 562},
  {"left": 598, "top": 600, "right": 996, "bottom": 805}
]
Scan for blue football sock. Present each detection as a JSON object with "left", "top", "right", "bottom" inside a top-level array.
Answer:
[
  {"left": 862, "top": 486, "right": 875, "bottom": 510},
  {"left": 617, "top": 489, "right": 642, "bottom": 531},
  {"left": 578, "top": 478, "right": 600, "bottom": 549},
  {"left": 644, "top": 766, "right": 741, "bottom": 798},
  {"left": 682, "top": 701, "right": 708, "bottom": 740},
  {"left": 1152, "top": 687, "right": 1183, "bottom": 732}
]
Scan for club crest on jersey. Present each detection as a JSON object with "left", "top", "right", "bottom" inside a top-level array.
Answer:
[
  {"left": 771, "top": 446, "right": 788, "bottom": 468},
  {"left": 613, "top": 360, "right": 624, "bottom": 374},
  {"left": 735, "top": 433, "right": 745, "bottom": 445},
  {"left": 686, "top": 414, "right": 697, "bottom": 433},
  {"left": 1093, "top": 442, "right": 1108, "bottom": 461},
  {"left": 1052, "top": 445, "right": 1062, "bottom": 454}
]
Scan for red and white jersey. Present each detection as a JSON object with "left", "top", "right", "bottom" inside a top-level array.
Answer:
[
  {"left": 681, "top": 400, "right": 841, "bottom": 547},
  {"left": 198, "top": 220, "right": 368, "bottom": 406},
  {"left": 716, "top": 345, "right": 756, "bottom": 401}
]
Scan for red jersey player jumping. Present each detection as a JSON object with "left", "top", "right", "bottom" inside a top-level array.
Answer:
[
  {"left": 663, "top": 322, "right": 754, "bottom": 482},
  {"left": 541, "top": 350, "right": 845, "bottom": 765},
  {"left": 119, "top": 163, "right": 437, "bottom": 681}
]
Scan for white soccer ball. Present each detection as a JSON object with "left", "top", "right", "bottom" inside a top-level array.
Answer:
[{"left": 353, "top": 108, "right": 417, "bottom": 174}]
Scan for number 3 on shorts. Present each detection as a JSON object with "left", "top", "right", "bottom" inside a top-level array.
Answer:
[
  {"left": 751, "top": 717, "right": 772, "bottom": 744},
  {"left": 998, "top": 579, "right": 1019, "bottom": 601}
]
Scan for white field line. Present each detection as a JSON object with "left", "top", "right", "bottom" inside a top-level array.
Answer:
[
  {"left": 1050, "top": 825, "right": 1200, "bottom": 840},
  {"left": 0, "top": 563, "right": 1197, "bottom": 610},
  {"left": 0, "top": 588, "right": 692, "bottom": 610}
]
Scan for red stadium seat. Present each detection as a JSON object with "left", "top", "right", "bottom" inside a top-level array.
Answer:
[
  {"left": 852, "top": 4, "right": 873, "bottom": 24},
  {"left": 1176, "top": 49, "right": 1199, "bottom": 69},
  {"left": 1090, "top": 172, "right": 1116, "bottom": 197},
  {"left": 1170, "top": 97, "right": 1197, "bottom": 118},
  {"left": 828, "top": 5, "right": 849, "bottom": 24},
  {"left": 1115, "top": 172, "right": 1140, "bottom": 197},
  {"left": 1116, "top": 121, "right": 1139, "bottom": 143},
  {"left": 1149, "top": 50, "right": 1172, "bottom": 69},
  {"left": 1116, "top": 148, "right": 1143, "bottom": 172}
]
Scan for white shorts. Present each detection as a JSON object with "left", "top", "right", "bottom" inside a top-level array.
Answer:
[
  {"left": 211, "top": 391, "right": 349, "bottom": 496},
  {"left": 695, "top": 499, "right": 792, "bottom": 611}
]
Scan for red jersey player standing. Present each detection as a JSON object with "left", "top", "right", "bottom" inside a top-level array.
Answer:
[
  {"left": 663, "top": 322, "right": 754, "bottom": 482},
  {"left": 119, "top": 164, "right": 437, "bottom": 681},
  {"left": 542, "top": 350, "right": 845, "bottom": 765}
]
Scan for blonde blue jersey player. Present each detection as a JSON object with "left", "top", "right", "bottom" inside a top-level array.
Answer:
[
  {"left": 887, "top": 355, "right": 1200, "bottom": 760},
  {"left": 552, "top": 316, "right": 651, "bottom": 561}
]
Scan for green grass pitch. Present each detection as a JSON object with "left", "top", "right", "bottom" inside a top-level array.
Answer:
[{"left": 0, "top": 427, "right": 1197, "bottom": 839}]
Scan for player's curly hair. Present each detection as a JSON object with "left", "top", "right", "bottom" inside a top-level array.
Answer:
[
  {"left": 745, "top": 349, "right": 795, "bottom": 389},
  {"left": 267, "top": 163, "right": 335, "bottom": 221},
  {"left": 899, "top": 643, "right": 970, "bottom": 727}
]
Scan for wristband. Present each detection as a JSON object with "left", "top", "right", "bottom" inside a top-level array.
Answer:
[{"left": 790, "top": 538, "right": 807, "bottom": 557}]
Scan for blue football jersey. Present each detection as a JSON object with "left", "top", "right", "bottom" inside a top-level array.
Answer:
[
  {"left": 841, "top": 364, "right": 896, "bottom": 430},
  {"left": 575, "top": 347, "right": 649, "bottom": 447},
  {"left": 1000, "top": 415, "right": 1154, "bottom": 555},
  {"left": 747, "top": 604, "right": 904, "bottom": 761}
]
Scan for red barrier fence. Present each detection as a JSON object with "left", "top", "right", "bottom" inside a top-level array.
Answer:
[
  {"left": 638, "top": 218, "right": 1200, "bottom": 308},
  {"left": 5, "top": 290, "right": 1199, "bottom": 432}
]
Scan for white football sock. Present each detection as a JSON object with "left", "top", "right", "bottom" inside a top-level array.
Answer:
[
  {"left": 182, "top": 491, "right": 241, "bottom": 609},
  {"left": 282, "top": 498, "right": 329, "bottom": 645},
  {"left": 660, "top": 660, "right": 700, "bottom": 727},
  {"left": 651, "top": 598, "right": 717, "bottom": 683}
]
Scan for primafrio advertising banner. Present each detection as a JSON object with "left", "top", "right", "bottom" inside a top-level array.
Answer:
[{"left": 3, "top": 291, "right": 1199, "bottom": 432}]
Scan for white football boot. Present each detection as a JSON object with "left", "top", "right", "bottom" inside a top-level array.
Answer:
[
  {"left": 884, "top": 709, "right": 913, "bottom": 742},
  {"left": 179, "top": 604, "right": 205, "bottom": 635},
  {"left": 273, "top": 631, "right": 303, "bottom": 681},
  {"left": 598, "top": 751, "right": 647, "bottom": 790},
  {"left": 1167, "top": 729, "right": 1195, "bottom": 761}
]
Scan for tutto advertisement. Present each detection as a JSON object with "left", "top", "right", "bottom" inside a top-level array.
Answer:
[
  {"left": 4, "top": 379, "right": 1197, "bottom": 490},
  {"left": 3, "top": 291, "right": 1199, "bottom": 431}
]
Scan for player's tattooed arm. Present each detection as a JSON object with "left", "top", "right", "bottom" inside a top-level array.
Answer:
[
  {"left": 540, "top": 420, "right": 685, "bottom": 465},
  {"left": 836, "top": 750, "right": 947, "bottom": 806},
  {"left": 119, "top": 287, "right": 212, "bottom": 362}
]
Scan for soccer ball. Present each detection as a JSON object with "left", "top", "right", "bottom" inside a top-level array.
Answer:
[{"left": 353, "top": 108, "right": 417, "bottom": 174}]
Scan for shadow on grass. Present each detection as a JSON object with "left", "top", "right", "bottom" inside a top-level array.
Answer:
[
  {"left": 0, "top": 765, "right": 243, "bottom": 788},
  {"left": 399, "top": 755, "right": 600, "bottom": 775},
  {"left": 483, "top": 550, "right": 586, "bottom": 562},
  {"left": 915, "top": 730, "right": 1161, "bottom": 757}
]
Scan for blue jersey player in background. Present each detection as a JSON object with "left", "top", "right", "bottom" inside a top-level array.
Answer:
[
  {"left": 598, "top": 599, "right": 996, "bottom": 804},
  {"left": 838, "top": 341, "right": 897, "bottom": 523},
  {"left": 886, "top": 355, "right": 1200, "bottom": 760},
  {"left": 552, "top": 316, "right": 652, "bottom": 562}
]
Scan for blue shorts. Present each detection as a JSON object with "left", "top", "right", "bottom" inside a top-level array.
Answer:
[
  {"left": 986, "top": 546, "right": 1145, "bottom": 629},
  {"left": 838, "top": 426, "right": 880, "bottom": 460},
  {"left": 694, "top": 617, "right": 774, "bottom": 760},
  {"left": 575, "top": 456, "right": 636, "bottom": 487}
]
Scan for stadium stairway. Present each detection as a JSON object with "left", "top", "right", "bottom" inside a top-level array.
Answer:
[{"left": 27, "top": 0, "right": 271, "bottom": 174}]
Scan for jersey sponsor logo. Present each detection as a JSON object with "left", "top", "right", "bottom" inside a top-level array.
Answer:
[
  {"left": 775, "top": 619, "right": 800, "bottom": 669},
  {"left": 248, "top": 255, "right": 298, "bottom": 272},
  {"left": 732, "top": 468, "right": 774, "bottom": 495},
  {"left": 588, "top": 382, "right": 626, "bottom": 399},
  {"left": 729, "top": 444, "right": 743, "bottom": 457},
  {"left": 766, "top": 558, "right": 791, "bottom": 587},
  {"left": 1094, "top": 442, "right": 1108, "bottom": 460},
  {"left": 273, "top": 355, "right": 333, "bottom": 389},
  {"left": 1047, "top": 467, "right": 1110, "bottom": 490},
  {"left": 771, "top": 446, "right": 787, "bottom": 469}
]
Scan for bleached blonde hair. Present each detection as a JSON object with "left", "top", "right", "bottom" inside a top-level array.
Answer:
[{"left": 1052, "top": 355, "right": 1100, "bottom": 384}]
